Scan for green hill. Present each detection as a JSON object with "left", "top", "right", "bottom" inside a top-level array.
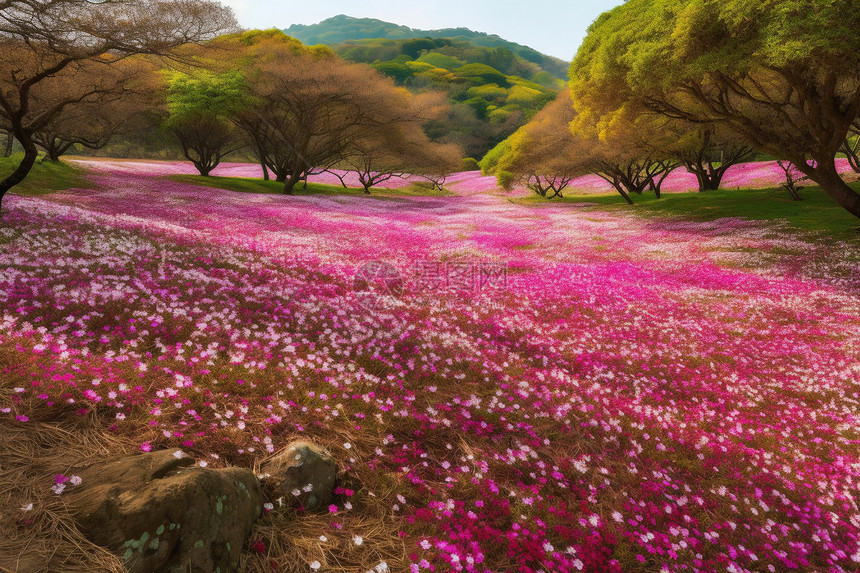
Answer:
[
  {"left": 282, "top": 16, "right": 566, "bottom": 158},
  {"left": 283, "top": 15, "right": 569, "bottom": 79}
]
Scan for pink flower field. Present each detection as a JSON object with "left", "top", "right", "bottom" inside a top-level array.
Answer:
[{"left": 2, "top": 160, "right": 860, "bottom": 572}]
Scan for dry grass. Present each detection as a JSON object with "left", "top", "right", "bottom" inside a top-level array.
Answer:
[
  {"left": 0, "top": 420, "right": 132, "bottom": 573},
  {"left": 0, "top": 418, "right": 419, "bottom": 573}
]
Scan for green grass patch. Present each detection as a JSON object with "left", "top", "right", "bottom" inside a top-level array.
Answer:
[
  {"left": 170, "top": 174, "right": 452, "bottom": 197},
  {"left": 0, "top": 154, "right": 88, "bottom": 197},
  {"left": 519, "top": 183, "right": 860, "bottom": 240}
]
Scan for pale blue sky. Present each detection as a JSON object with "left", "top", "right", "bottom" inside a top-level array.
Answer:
[{"left": 219, "top": 0, "right": 625, "bottom": 61}]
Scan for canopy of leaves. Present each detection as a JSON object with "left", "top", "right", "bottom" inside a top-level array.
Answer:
[
  {"left": 570, "top": 0, "right": 860, "bottom": 157},
  {"left": 164, "top": 70, "right": 246, "bottom": 126}
]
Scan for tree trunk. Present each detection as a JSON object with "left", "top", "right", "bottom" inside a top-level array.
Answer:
[
  {"left": 283, "top": 167, "right": 303, "bottom": 195},
  {"left": 703, "top": 173, "right": 722, "bottom": 190},
  {"left": 615, "top": 185, "right": 634, "bottom": 205},
  {"left": 0, "top": 139, "right": 38, "bottom": 213},
  {"left": 3, "top": 132, "right": 12, "bottom": 158},
  {"left": 809, "top": 159, "right": 860, "bottom": 219}
]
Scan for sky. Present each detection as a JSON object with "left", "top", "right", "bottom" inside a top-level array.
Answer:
[{"left": 218, "top": 0, "right": 625, "bottom": 61}]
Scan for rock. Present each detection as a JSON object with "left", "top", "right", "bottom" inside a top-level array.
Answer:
[
  {"left": 63, "top": 449, "right": 262, "bottom": 573},
  {"left": 261, "top": 440, "right": 337, "bottom": 511}
]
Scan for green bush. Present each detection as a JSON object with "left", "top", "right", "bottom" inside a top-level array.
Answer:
[
  {"left": 479, "top": 139, "right": 511, "bottom": 175},
  {"left": 496, "top": 170, "right": 515, "bottom": 190},
  {"left": 461, "top": 157, "right": 480, "bottom": 171}
]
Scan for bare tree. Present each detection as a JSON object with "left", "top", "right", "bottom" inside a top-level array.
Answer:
[{"left": 0, "top": 0, "right": 237, "bottom": 211}]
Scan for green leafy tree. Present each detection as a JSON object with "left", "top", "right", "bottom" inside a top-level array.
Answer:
[
  {"left": 571, "top": 0, "right": 860, "bottom": 217},
  {"left": 165, "top": 70, "right": 247, "bottom": 176}
]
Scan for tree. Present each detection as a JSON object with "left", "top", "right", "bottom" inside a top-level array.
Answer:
[
  {"left": 342, "top": 92, "right": 454, "bottom": 193},
  {"left": 221, "top": 31, "right": 450, "bottom": 195},
  {"left": 165, "top": 70, "right": 246, "bottom": 176},
  {"left": 30, "top": 58, "right": 156, "bottom": 162},
  {"left": 595, "top": 157, "right": 679, "bottom": 202},
  {"left": 220, "top": 33, "right": 351, "bottom": 192},
  {"left": 497, "top": 91, "right": 681, "bottom": 203},
  {"left": 776, "top": 160, "right": 807, "bottom": 201},
  {"left": 414, "top": 142, "right": 463, "bottom": 191},
  {"left": 581, "top": 106, "right": 681, "bottom": 201},
  {"left": 570, "top": 0, "right": 860, "bottom": 217},
  {"left": 0, "top": 0, "right": 237, "bottom": 211},
  {"left": 497, "top": 91, "right": 592, "bottom": 199},
  {"left": 675, "top": 127, "right": 754, "bottom": 192}
]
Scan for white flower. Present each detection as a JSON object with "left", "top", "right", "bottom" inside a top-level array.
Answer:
[
  {"left": 310, "top": 561, "right": 321, "bottom": 570},
  {"left": 69, "top": 475, "right": 82, "bottom": 486},
  {"left": 198, "top": 461, "right": 208, "bottom": 468},
  {"left": 172, "top": 450, "right": 185, "bottom": 459},
  {"left": 303, "top": 483, "right": 314, "bottom": 492},
  {"left": 263, "top": 503, "right": 274, "bottom": 511},
  {"left": 51, "top": 483, "right": 66, "bottom": 495},
  {"left": 292, "top": 489, "right": 302, "bottom": 497},
  {"left": 319, "top": 535, "right": 328, "bottom": 542},
  {"left": 344, "top": 502, "right": 353, "bottom": 510},
  {"left": 343, "top": 443, "right": 352, "bottom": 450},
  {"left": 21, "top": 503, "right": 33, "bottom": 511},
  {"left": 353, "top": 535, "right": 363, "bottom": 546}
]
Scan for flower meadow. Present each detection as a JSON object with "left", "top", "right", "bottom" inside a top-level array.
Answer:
[{"left": 2, "top": 160, "right": 860, "bottom": 573}]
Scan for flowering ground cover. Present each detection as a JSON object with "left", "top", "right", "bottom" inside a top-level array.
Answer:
[{"left": 2, "top": 159, "right": 860, "bottom": 572}]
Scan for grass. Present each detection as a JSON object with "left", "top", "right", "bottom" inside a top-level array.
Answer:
[
  {"left": 519, "top": 183, "right": 860, "bottom": 240},
  {"left": 171, "top": 174, "right": 452, "bottom": 198},
  {"left": 0, "top": 154, "right": 89, "bottom": 197}
]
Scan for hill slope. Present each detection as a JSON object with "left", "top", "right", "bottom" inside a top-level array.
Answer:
[{"left": 283, "top": 15, "right": 569, "bottom": 79}]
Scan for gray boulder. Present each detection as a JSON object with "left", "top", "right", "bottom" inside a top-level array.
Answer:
[
  {"left": 63, "top": 449, "right": 262, "bottom": 573},
  {"left": 261, "top": 440, "right": 337, "bottom": 511}
]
